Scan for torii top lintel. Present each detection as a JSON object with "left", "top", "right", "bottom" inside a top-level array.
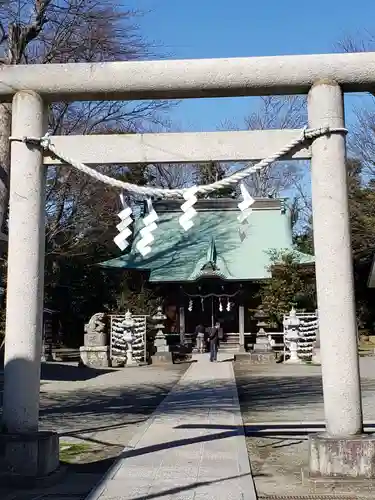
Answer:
[{"left": 1, "top": 52, "right": 375, "bottom": 103}]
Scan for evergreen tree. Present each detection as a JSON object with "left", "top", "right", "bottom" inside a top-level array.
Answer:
[
  {"left": 292, "top": 159, "right": 375, "bottom": 332},
  {"left": 259, "top": 249, "right": 316, "bottom": 327}
]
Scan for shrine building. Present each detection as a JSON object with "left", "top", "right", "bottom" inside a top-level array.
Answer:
[{"left": 100, "top": 197, "right": 314, "bottom": 350}]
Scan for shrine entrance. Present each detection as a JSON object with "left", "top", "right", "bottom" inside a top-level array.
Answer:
[
  {"left": 184, "top": 290, "right": 240, "bottom": 334},
  {"left": 180, "top": 278, "right": 244, "bottom": 335}
]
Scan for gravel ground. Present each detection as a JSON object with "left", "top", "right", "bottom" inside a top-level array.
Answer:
[
  {"left": 234, "top": 357, "right": 375, "bottom": 498},
  {"left": 0, "top": 361, "right": 189, "bottom": 500},
  {"left": 37, "top": 362, "right": 190, "bottom": 450}
]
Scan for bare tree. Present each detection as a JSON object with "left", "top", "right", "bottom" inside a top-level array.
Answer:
[
  {"left": 0, "top": 0, "right": 53, "bottom": 235},
  {"left": 0, "top": 1, "right": 171, "bottom": 255},
  {"left": 244, "top": 95, "right": 306, "bottom": 131},
  {"left": 223, "top": 95, "right": 308, "bottom": 203},
  {"left": 146, "top": 163, "right": 196, "bottom": 190},
  {"left": 346, "top": 105, "right": 375, "bottom": 179},
  {"left": 335, "top": 31, "right": 374, "bottom": 54},
  {"left": 0, "top": 103, "right": 10, "bottom": 236},
  {"left": 336, "top": 32, "right": 375, "bottom": 179}
]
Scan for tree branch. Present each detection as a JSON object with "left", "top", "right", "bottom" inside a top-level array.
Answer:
[{"left": 9, "top": 0, "right": 52, "bottom": 64}]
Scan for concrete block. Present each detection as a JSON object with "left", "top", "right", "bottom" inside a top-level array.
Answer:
[
  {"left": 248, "top": 351, "right": 276, "bottom": 364},
  {"left": 151, "top": 352, "right": 174, "bottom": 365},
  {"left": 234, "top": 351, "right": 276, "bottom": 364},
  {"left": 234, "top": 353, "right": 251, "bottom": 363},
  {"left": 0, "top": 431, "right": 59, "bottom": 478},
  {"left": 84, "top": 332, "right": 107, "bottom": 347},
  {"left": 309, "top": 434, "right": 375, "bottom": 479}
]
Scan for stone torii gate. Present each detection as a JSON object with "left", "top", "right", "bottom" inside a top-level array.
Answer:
[{"left": 1, "top": 52, "right": 374, "bottom": 478}]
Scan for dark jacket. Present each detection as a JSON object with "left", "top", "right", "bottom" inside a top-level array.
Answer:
[{"left": 208, "top": 327, "right": 219, "bottom": 346}]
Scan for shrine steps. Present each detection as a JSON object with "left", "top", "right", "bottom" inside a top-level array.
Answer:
[{"left": 220, "top": 333, "right": 241, "bottom": 353}]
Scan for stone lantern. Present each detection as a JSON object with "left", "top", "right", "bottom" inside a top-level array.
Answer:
[
  {"left": 248, "top": 306, "right": 275, "bottom": 364},
  {"left": 153, "top": 306, "right": 166, "bottom": 341},
  {"left": 253, "top": 306, "right": 271, "bottom": 352},
  {"left": 151, "top": 306, "right": 173, "bottom": 365},
  {"left": 123, "top": 310, "right": 137, "bottom": 366},
  {"left": 283, "top": 307, "right": 301, "bottom": 364}
]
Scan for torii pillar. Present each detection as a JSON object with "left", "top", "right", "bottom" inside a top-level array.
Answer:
[
  {"left": 1, "top": 91, "right": 59, "bottom": 477},
  {"left": 307, "top": 81, "right": 375, "bottom": 479}
]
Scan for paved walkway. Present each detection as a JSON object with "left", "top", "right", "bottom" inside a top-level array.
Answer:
[
  {"left": 191, "top": 351, "right": 235, "bottom": 363},
  {"left": 87, "top": 359, "right": 257, "bottom": 500}
]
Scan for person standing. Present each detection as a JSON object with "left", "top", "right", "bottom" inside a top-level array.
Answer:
[
  {"left": 209, "top": 322, "right": 220, "bottom": 362},
  {"left": 195, "top": 323, "right": 205, "bottom": 354}
]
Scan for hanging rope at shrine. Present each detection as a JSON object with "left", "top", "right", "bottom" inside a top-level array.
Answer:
[
  {"left": 9, "top": 126, "right": 347, "bottom": 257},
  {"left": 9, "top": 126, "right": 347, "bottom": 198}
]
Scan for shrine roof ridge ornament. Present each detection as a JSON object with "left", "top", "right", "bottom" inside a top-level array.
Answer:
[{"left": 1, "top": 52, "right": 375, "bottom": 102}]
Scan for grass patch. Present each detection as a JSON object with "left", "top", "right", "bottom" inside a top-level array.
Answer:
[{"left": 59, "top": 441, "right": 93, "bottom": 462}]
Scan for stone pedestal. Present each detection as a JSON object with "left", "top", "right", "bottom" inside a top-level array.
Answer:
[
  {"left": 247, "top": 332, "right": 276, "bottom": 364},
  {"left": 151, "top": 334, "right": 173, "bottom": 365},
  {"left": 79, "top": 316, "right": 110, "bottom": 368},
  {"left": 253, "top": 335, "right": 271, "bottom": 352},
  {"left": 151, "top": 306, "right": 173, "bottom": 365},
  {"left": 79, "top": 346, "right": 110, "bottom": 368},
  {"left": 84, "top": 331, "right": 106, "bottom": 347},
  {"left": 0, "top": 431, "right": 59, "bottom": 479},
  {"left": 126, "top": 347, "right": 138, "bottom": 366},
  {"left": 152, "top": 351, "right": 174, "bottom": 365},
  {"left": 309, "top": 434, "right": 375, "bottom": 479},
  {"left": 234, "top": 352, "right": 251, "bottom": 363},
  {"left": 284, "top": 343, "right": 304, "bottom": 364},
  {"left": 248, "top": 351, "right": 276, "bottom": 364}
]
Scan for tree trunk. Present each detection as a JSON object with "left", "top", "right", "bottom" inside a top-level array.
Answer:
[{"left": 0, "top": 103, "right": 11, "bottom": 240}]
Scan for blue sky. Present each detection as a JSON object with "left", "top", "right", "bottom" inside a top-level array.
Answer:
[{"left": 127, "top": 0, "right": 375, "bottom": 132}]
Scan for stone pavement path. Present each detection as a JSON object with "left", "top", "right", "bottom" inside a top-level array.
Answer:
[
  {"left": 88, "top": 360, "right": 257, "bottom": 500},
  {"left": 191, "top": 352, "right": 235, "bottom": 363}
]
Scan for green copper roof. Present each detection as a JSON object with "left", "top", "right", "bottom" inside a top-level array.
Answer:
[{"left": 100, "top": 198, "right": 314, "bottom": 282}]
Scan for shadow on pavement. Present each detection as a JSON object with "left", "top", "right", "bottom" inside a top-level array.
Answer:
[
  {"left": 131, "top": 473, "right": 253, "bottom": 500},
  {"left": 35, "top": 370, "right": 328, "bottom": 440},
  {"left": 41, "top": 362, "right": 114, "bottom": 382},
  {"left": 0, "top": 358, "right": 330, "bottom": 427}
]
